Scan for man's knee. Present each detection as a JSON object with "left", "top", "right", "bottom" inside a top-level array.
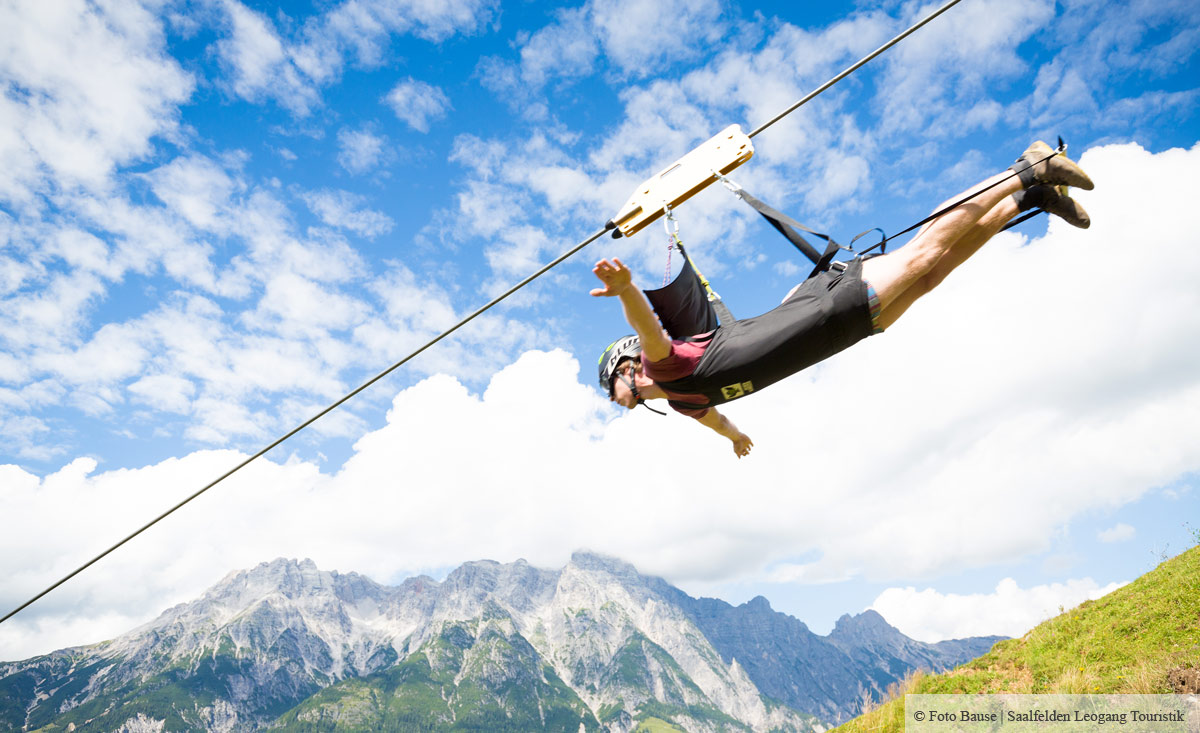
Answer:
[{"left": 861, "top": 249, "right": 926, "bottom": 305}]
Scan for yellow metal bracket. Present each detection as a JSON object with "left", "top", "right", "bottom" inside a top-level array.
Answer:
[{"left": 609, "top": 124, "right": 754, "bottom": 238}]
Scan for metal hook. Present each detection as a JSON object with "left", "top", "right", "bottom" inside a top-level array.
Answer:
[
  {"left": 662, "top": 202, "right": 680, "bottom": 239},
  {"left": 712, "top": 169, "right": 744, "bottom": 197}
]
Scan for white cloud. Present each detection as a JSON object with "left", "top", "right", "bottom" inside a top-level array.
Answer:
[
  {"left": 64, "top": 189, "right": 222, "bottom": 293},
  {"left": 870, "top": 577, "right": 1125, "bottom": 643},
  {"left": 590, "top": 0, "right": 724, "bottom": 73},
  {"left": 873, "top": 0, "right": 1052, "bottom": 138},
  {"left": 478, "top": 7, "right": 596, "bottom": 100},
  {"left": 314, "top": 0, "right": 499, "bottom": 50},
  {"left": 41, "top": 321, "right": 149, "bottom": 388},
  {"left": 479, "top": 0, "right": 723, "bottom": 110},
  {"left": 0, "top": 415, "right": 60, "bottom": 462},
  {"left": 213, "top": 0, "right": 318, "bottom": 114},
  {"left": 145, "top": 155, "right": 241, "bottom": 233},
  {"left": 1098, "top": 523, "right": 1135, "bottom": 544},
  {"left": 1, "top": 143, "right": 392, "bottom": 444},
  {"left": 300, "top": 189, "right": 394, "bottom": 237},
  {"left": 1005, "top": 0, "right": 1198, "bottom": 137},
  {"left": 337, "top": 127, "right": 389, "bottom": 175},
  {"left": 1029, "top": 61, "right": 1098, "bottom": 128},
  {"left": 1, "top": 270, "right": 105, "bottom": 351},
  {"left": 0, "top": 154, "right": 547, "bottom": 451},
  {"left": 251, "top": 272, "right": 367, "bottom": 334},
  {"left": 187, "top": 397, "right": 265, "bottom": 443},
  {"left": 384, "top": 78, "right": 452, "bottom": 133},
  {"left": 128, "top": 374, "right": 196, "bottom": 413},
  {"left": 213, "top": 0, "right": 497, "bottom": 115},
  {"left": 0, "top": 0, "right": 192, "bottom": 207}
]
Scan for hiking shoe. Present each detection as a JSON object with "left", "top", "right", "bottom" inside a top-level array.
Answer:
[
  {"left": 1010, "top": 140, "right": 1094, "bottom": 190},
  {"left": 1013, "top": 184, "right": 1091, "bottom": 229}
]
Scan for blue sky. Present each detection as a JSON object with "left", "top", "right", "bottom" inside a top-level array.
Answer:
[{"left": 1, "top": 0, "right": 1199, "bottom": 660}]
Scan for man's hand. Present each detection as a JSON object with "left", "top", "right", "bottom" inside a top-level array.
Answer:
[
  {"left": 590, "top": 256, "right": 671, "bottom": 361},
  {"left": 732, "top": 433, "right": 754, "bottom": 459},
  {"left": 698, "top": 408, "right": 754, "bottom": 459},
  {"left": 590, "top": 258, "right": 632, "bottom": 297}
]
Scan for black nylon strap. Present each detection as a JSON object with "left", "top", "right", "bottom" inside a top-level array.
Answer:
[
  {"left": 711, "top": 298, "right": 735, "bottom": 326},
  {"left": 734, "top": 189, "right": 843, "bottom": 278},
  {"left": 999, "top": 209, "right": 1044, "bottom": 232},
  {"left": 736, "top": 190, "right": 826, "bottom": 263}
]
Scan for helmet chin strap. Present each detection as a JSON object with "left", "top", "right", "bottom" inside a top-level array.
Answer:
[
  {"left": 615, "top": 372, "right": 666, "bottom": 416},
  {"left": 639, "top": 401, "right": 668, "bottom": 416}
]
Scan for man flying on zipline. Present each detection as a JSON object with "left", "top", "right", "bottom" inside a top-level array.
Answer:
[{"left": 592, "top": 141, "right": 1094, "bottom": 458}]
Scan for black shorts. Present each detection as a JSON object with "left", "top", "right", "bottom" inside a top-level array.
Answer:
[{"left": 684, "top": 258, "right": 877, "bottom": 402}]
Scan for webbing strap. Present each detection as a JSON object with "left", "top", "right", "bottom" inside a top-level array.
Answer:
[
  {"left": 709, "top": 289, "right": 736, "bottom": 326},
  {"left": 998, "top": 209, "right": 1044, "bottom": 232},
  {"left": 733, "top": 188, "right": 843, "bottom": 279},
  {"left": 854, "top": 140, "right": 1067, "bottom": 256},
  {"left": 726, "top": 139, "right": 1067, "bottom": 272},
  {"left": 678, "top": 241, "right": 735, "bottom": 325}
]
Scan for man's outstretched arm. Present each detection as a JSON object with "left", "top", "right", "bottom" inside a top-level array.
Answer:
[
  {"left": 590, "top": 257, "right": 670, "bottom": 361},
  {"left": 697, "top": 407, "right": 754, "bottom": 459}
]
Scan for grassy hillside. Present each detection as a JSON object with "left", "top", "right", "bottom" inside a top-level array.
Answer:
[{"left": 833, "top": 544, "right": 1200, "bottom": 733}]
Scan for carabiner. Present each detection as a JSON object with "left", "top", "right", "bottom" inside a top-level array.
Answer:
[
  {"left": 712, "top": 168, "right": 745, "bottom": 198},
  {"left": 662, "top": 202, "right": 680, "bottom": 239}
]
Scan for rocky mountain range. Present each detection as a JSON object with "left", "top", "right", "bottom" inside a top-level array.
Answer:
[{"left": 0, "top": 552, "right": 1002, "bottom": 732}]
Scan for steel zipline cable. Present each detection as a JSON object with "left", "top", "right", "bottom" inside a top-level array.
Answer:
[
  {"left": 1, "top": 0, "right": 967, "bottom": 626},
  {"left": 0, "top": 227, "right": 611, "bottom": 626},
  {"left": 748, "top": 0, "right": 963, "bottom": 139}
]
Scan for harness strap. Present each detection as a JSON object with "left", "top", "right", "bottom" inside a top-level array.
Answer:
[
  {"left": 715, "top": 175, "right": 844, "bottom": 280},
  {"left": 718, "top": 138, "right": 1069, "bottom": 274},
  {"left": 676, "top": 241, "right": 735, "bottom": 326}
]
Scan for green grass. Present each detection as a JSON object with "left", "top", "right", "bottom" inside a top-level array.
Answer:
[{"left": 832, "top": 545, "right": 1200, "bottom": 733}]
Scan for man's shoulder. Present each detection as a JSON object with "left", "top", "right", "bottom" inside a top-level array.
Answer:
[{"left": 644, "top": 335, "right": 711, "bottom": 379}]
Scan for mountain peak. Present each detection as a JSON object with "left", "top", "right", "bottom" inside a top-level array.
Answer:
[
  {"left": 212, "top": 557, "right": 328, "bottom": 598},
  {"left": 568, "top": 550, "right": 641, "bottom": 577},
  {"left": 195, "top": 557, "right": 389, "bottom": 616},
  {"left": 743, "top": 595, "right": 773, "bottom": 612},
  {"left": 437, "top": 556, "right": 559, "bottom": 617},
  {"left": 826, "top": 609, "right": 907, "bottom": 652},
  {"left": 832, "top": 609, "right": 893, "bottom": 634}
]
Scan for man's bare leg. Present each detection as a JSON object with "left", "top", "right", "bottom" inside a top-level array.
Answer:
[
  {"left": 869, "top": 195, "right": 1019, "bottom": 330},
  {"left": 860, "top": 141, "right": 1093, "bottom": 330},
  {"left": 861, "top": 172, "right": 1022, "bottom": 319}
]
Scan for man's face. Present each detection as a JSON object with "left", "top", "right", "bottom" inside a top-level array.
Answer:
[{"left": 610, "top": 361, "right": 638, "bottom": 410}]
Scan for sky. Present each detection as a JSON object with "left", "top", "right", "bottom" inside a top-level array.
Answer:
[{"left": 1, "top": 0, "right": 1198, "bottom": 662}]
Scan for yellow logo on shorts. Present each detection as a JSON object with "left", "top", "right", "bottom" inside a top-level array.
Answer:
[{"left": 721, "top": 381, "right": 754, "bottom": 400}]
